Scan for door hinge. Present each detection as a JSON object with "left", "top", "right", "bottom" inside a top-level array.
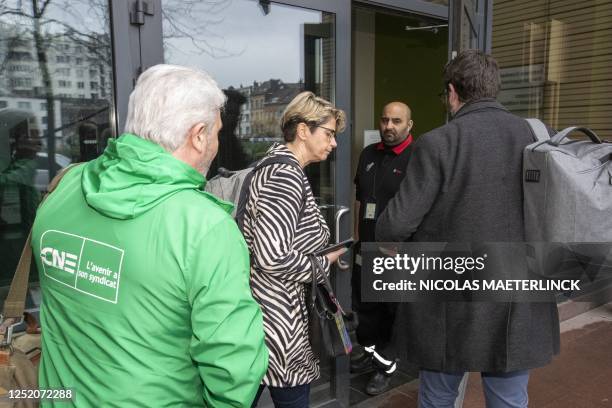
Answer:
[{"left": 130, "top": 0, "right": 155, "bottom": 26}]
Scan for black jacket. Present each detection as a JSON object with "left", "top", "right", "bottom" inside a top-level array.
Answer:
[
  {"left": 354, "top": 138, "right": 412, "bottom": 242},
  {"left": 376, "top": 99, "right": 560, "bottom": 372}
]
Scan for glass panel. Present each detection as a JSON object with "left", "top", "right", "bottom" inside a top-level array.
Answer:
[
  {"left": 162, "top": 1, "right": 337, "bottom": 405},
  {"left": 0, "top": 1, "right": 116, "bottom": 285},
  {"left": 162, "top": 1, "right": 335, "bottom": 205},
  {"left": 492, "top": 0, "right": 612, "bottom": 139}
]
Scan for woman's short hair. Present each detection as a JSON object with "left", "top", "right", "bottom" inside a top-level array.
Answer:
[
  {"left": 124, "top": 64, "right": 226, "bottom": 152},
  {"left": 442, "top": 49, "right": 501, "bottom": 104},
  {"left": 280, "top": 91, "right": 346, "bottom": 142}
]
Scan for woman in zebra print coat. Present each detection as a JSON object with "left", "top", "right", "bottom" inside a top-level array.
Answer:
[{"left": 246, "top": 92, "right": 347, "bottom": 408}]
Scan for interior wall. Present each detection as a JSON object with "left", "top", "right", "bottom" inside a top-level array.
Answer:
[{"left": 374, "top": 12, "right": 448, "bottom": 138}]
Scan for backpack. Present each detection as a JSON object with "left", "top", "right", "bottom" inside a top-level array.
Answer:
[
  {"left": 204, "top": 155, "right": 305, "bottom": 233},
  {"left": 524, "top": 119, "right": 612, "bottom": 242}
]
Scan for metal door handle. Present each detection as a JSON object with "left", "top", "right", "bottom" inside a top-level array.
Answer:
[{"left": 335, "top": 206, "right": 350, "bottom": 270}]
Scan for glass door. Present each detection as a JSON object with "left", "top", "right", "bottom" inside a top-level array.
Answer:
[
  {"left": 153, "top": 0, "right": 351, "bottom": 406},
  {"left": 0, "top": 0, "right": 118, "bottom": 288}
]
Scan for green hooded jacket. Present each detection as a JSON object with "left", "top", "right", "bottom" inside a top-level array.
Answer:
[{"left": 32, "top": 134, "right": 268, "bottom": 407}]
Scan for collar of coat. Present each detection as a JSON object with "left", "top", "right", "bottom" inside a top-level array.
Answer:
[{"left": 452, "top": 98, "right": 509, "bottom": 120}]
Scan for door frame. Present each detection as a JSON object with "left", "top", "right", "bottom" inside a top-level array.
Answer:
[
  {"left": 110, "top": 0, "right": 163, "bottom": 134},
  {"left": 356, "top": 0, "right": 448, "bottom": 19}
]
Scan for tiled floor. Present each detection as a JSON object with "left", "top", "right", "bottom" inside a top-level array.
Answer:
[{"left": 352, "top": 303, "right": 612, "bottom": 408}]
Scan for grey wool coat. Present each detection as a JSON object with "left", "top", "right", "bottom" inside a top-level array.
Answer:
[{"left": 376, "top": 99, "right": 560, "bottom": 372}]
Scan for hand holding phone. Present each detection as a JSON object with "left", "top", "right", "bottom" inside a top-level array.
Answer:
[{"left": 314, "top": 239, "right": 354, "bottom": 256}]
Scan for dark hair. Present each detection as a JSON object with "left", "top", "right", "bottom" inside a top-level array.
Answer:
[{"left": 442, "top": 49, "right": 501, "bottom": 103}]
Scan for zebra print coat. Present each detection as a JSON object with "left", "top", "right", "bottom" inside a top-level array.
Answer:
[{"left": 243, "top": 143, "right": 331, "bottom": 387}]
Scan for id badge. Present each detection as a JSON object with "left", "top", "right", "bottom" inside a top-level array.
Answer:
[{"left": 364, "top": 203, "right": 376, "bottom": 220}]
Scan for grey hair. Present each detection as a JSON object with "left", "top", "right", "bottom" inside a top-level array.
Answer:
[{"left": 124, "top": 64, "right": 226, "bottom": 152}]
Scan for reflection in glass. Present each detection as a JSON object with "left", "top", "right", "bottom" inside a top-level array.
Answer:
[
  {"left": 162, "top": 0, "right": 335, "bottom": 205},
  {"left": 492, "top": 0, "right": 612, "bottom": 139},
  {"left": 0, "top": 0, "right": 115, "bottom": 284}
]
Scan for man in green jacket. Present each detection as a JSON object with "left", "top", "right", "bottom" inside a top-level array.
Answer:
[{"left": 32, "top": 64, "right": 268, "bottom": 407}]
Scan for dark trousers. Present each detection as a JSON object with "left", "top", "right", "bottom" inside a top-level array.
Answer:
[
  {"left": 355, "top": 301, "right": 397, "bottom": 349},
  {"left": 352, "top": 253, "right": 397, "bottom": 350},
  {"left": 251, "top": 383, "right": 310, "bottom": 408}
]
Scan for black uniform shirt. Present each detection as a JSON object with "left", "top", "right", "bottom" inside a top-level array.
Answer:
[{"left": 354, "top": 135, "right": 413, "bottom": 242}]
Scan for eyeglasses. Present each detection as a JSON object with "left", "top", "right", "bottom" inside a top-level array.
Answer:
[{"left": 314, "top": 125, "right": 337, "bottom": 141}]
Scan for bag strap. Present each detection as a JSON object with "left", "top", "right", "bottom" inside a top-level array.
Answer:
[
  {"left": 256, "top": 155, "right": 309, "bottom": 219},
  {"left": 253, "top": 155, "right": 308, "bottom": 202},
  {"left": 526, "top": 119, "right": 602, "bottom": 146},
  {"left": 2, "top": 164, "right": 78, "bottom": 321},
  {"left": 308, "top": 254, "right": 338, "bottom": 311},
  {"left": 236, "top": 154, "right": 308, "bottom": 233},
  {"left": 309, "top": 255, "right": 318, "bottom": 309},
  {"left": 550, "top": 126, "right": 602, "bottom": 146},
  {"left": 525, "top": 118, "right": 551, "bottom": 143}
]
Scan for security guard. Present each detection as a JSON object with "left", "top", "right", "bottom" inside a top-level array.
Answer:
[{"left": 352, "top": 101, "right": 414, "bottom": 395}]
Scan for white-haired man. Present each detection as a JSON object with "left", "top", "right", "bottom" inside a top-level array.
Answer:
[{"left": 33, "top": 64, "right": 268, "bottom": 407}]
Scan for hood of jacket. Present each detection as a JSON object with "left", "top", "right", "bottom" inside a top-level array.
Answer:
[{"left": 81, "top": 133, "right": 207, "bottom": 220}]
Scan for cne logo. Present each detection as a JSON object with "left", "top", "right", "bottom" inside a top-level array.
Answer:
[
  {"left": 40, "top": 230, "right": 123, "bottom": 303},
  {"left": 40, "top": 247, "right": 78, "bottom": 274}
]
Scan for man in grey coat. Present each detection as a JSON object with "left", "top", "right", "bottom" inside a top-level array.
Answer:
[{"left": 375, "top": 50, "right": 560, "bottom": 408}]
